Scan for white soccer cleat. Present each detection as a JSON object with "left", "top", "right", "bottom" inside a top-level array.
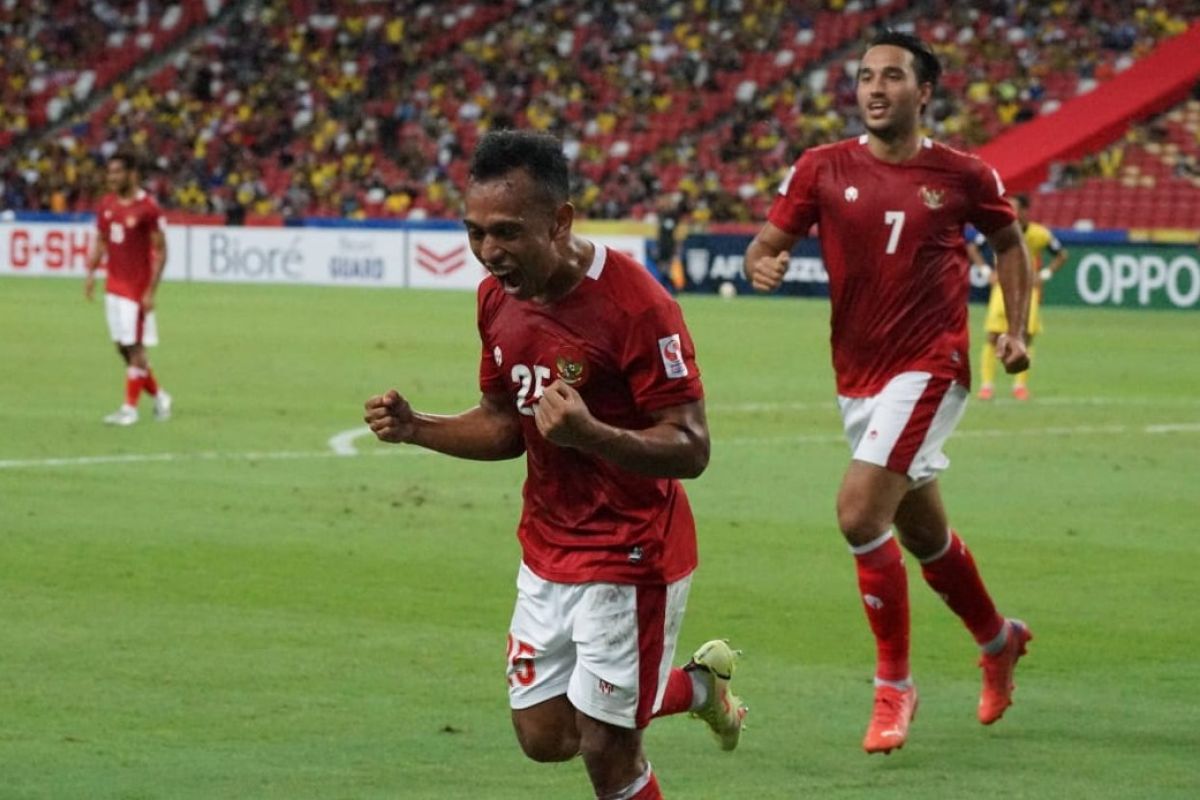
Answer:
[
  {"left": 153, "top": 389, "right": 172, "bottom": 421},
  {"left": 103, "top": 405, "right": 139, "bottom": 426},
  {"left": 685, "top": 639, "right": 748, "bottom": 751}
]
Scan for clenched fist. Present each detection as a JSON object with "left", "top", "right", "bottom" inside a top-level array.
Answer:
[
  {"left": 364, "top": 389, "right": 417, "bottom": 443},
  {"left": 533, "top": 380, "right": 597, "bottom": 448}
]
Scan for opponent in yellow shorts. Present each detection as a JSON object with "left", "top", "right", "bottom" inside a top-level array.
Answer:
[{"left": 970, "top": 195, "right": 1067, "bottom": 401}]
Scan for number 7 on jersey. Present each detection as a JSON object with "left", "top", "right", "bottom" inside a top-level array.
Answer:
[{"left": 884, "top": 211, "right": 905, "bottom": 255}]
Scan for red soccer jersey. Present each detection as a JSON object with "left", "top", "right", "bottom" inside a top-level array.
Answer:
[
  {"left": 477, "top": 244, "right": 705, "bottom": 585},
  {"left": 768, "top": 135, "right": 1016, "bottom": 396},
  {"left": 96, "top": 190, "right": 164, "bottom": 302}
]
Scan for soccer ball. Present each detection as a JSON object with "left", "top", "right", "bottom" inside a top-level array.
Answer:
[{"left": 718, "top": 281, "right": 737, "bottom": 300}]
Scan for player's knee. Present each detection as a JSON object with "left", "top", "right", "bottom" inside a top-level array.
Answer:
[
  {"left": 836, "top": 502, "right": 888, "bottom": 543},
  {"left": 895, "top": 524, "right": 946, "bottom": 560},
  {"left": 513, "top": 722, "right": 578, "bottom": 763}
]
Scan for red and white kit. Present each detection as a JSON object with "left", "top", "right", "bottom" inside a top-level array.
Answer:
[
  {"left": 96, "top": 190, "right": 165, "bottom": 345},
  {"left": 478, "top": 243, "right": 704, "bottom": 728},
  {"left": 770, "top": 135, "right": 1016, "bottom": 478}
]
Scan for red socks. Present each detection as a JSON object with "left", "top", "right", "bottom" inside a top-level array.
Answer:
[
  {"left": 142, "top": 368, "right": 159, "bottom": 396},
  {"left": 920, "top": 531, "right": 1005, "bottom": 646},
  {"left": 124, "top": 367, "right": 146, "bottom": 406},
  {"left": 653, "top": 668, "right": 693, "bottom": 718},
  {"left": 123, "top": 367, "right": 159, "bottom": 407},
  {"left": 602, "top": 766, "right": 661, "bottom": 800},
  {"left": 631, "top": 774, "right": 661, "bottom": 799},
  {"left": 852, "top": 534, "right": 911, "bottom": 682}
]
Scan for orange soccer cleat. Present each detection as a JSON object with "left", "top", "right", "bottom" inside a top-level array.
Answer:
[
  {"left": 977, "top": 384, "right": 994, "bottom": 400},
  {"left": 978, "top": 619, "right": 1033, "bottom": 725},
  {"left": 862, "top": 684, "right": 918, "bottom": 754},
  {"left": 1011, "top": 385, "right": 1030, "bottom": 401}
]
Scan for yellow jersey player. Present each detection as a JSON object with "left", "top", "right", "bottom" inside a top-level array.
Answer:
[{"left": 969, "top": 194, "right": 1068, "bottom": 400}]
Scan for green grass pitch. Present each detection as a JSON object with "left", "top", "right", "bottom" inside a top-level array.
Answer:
[{"left": 2, "top": 276, "right": 1198, "bottom": 799}]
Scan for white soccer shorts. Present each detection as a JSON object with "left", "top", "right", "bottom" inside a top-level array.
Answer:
[
  {"left": 838, "top": 371, "right": 968, "bottom": 485},
  {"left": 105, "top": 293, "right": 158, "bottom": 347},
  {"left": 506, "top": 562, "right": 691, "bottom": 730}
]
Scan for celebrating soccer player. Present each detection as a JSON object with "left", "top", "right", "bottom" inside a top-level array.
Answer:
[
  {"left": 365, "top": 130, "right": 747, "bottom": 799},
  {"left": 84, "top": 148, "right": 172, "bottom": 426},
  {"left": 744, "top": 31, "right": 1034, "bottom": 754}
]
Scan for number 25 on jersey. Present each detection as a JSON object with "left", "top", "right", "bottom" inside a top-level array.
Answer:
[{"left": 512, "top": 364, "right": 551, "bottom": 415}]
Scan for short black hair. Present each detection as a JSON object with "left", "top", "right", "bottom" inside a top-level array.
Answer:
[
  {"left": 108, "top": 147, "right": 142, "bottom": 172},
  {"left": 469, "top": 130, "right": 569, "bottom": 208},
  {"left": 1011, "top": 193, "right": 1030, "bottom": 208},
  {"left": 868, "top": 30, "right": 942, "bottom": 90}
]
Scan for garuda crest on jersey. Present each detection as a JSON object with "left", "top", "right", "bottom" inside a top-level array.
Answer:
[
  {"left": 555, "top": 345, "right": 588, "bottom": 387},
  {"left": 918, "top": 186, "right": 945, "bottom": 210}
]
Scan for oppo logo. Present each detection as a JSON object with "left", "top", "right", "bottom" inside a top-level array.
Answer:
[{"left": 1076, "top": 253, "right": 1199, "bottom": 307}]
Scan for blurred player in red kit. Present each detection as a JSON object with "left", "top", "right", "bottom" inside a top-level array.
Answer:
[
  {"left": 84, "top": 148, "right": 171, "bottom": 425},
  {"left": 365, "top": 130, "right": 746, "bottom": 799},
  {"left": 745, "top": 31, "right": 1034, "bottom": 754}
]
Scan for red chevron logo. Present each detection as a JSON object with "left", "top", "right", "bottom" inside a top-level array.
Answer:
[{"left": 415, "top": 244, "right": 467, "bottom": 276}]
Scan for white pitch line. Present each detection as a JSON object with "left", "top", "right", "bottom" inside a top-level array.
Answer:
[
  {"left": 1145, "top": 422, "right": 1200, "bottom": 434},
  {"left": 0, "top": 449, "right": 330, "bottom": 470},
  {"left": 709, "top": 396, "right": 1200, "bottom": 414},
  {"left": 328, "top": 425, "right": 373, "bottom": 456},
  {"left": 0, "top": 446, "right": 424, "bottom": 471},
  {"left": 724, "top": 422, "right": 1200, "bottom": 447},
  {"left": 1, "top": 421, "right": 1197, "bottom": 471}
]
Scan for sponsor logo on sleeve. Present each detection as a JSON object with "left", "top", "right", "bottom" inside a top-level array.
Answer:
[{"left": 657, "top": 334, "right": 688, "bottom": 379}]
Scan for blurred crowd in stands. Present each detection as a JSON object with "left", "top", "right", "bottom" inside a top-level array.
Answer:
[
  {"left": 1, "top": 0, "right": 225, "bottom": 144},
  {"left": 0, "top": 0, "right": 1193, "bottom": 225}
]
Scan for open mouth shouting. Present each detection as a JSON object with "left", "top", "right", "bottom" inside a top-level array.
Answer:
[{"left": 490, "top": 266, "right": 524, "bottom": 295}]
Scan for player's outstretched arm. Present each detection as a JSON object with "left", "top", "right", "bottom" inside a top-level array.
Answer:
[
  {"left": 744, "top": 222, "right": 797, "bottom": 292},
  {"left": 534, "top": 380, "right": 709, "bottom": 479},
  {"left": 986, "top": 221, "right": 1033, "bottom": 374},
  {"left": 364, "top": 389, "right": 524, "bottom": 461}
]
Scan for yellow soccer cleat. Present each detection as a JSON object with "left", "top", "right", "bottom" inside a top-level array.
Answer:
[{"left": 685, "top": 639, "right": 748, "bottom": 751}]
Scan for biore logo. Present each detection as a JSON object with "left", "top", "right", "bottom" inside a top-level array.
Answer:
[
  {"left": 415, "top": 244, "right": 466, "bottom": 276},
  {"left": 657, "top": 334, "right": 688, "bottom": 379},
  {"left": 209, "top": 233, "right": 303, "bottom": 279}
]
